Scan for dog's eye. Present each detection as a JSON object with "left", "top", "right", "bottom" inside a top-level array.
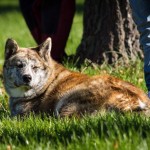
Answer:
[
  {"left": 16, "top": 62, "right": 24, "bottom": 68},
  {"left": 31, "top": 65, "right": 38, "bottom": 70}
]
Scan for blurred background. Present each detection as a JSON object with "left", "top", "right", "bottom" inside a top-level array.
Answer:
[{"left": 0, "top": 0, "right": 84, "bottom": 63}]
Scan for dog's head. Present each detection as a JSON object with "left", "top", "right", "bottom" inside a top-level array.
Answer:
[{"left": 3, "top": 38, "right": 53, "bottom": 98}]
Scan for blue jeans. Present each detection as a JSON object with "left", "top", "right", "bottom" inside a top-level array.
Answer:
[{"left": 129, "top": 0, "right": 150, "bottom": 91}]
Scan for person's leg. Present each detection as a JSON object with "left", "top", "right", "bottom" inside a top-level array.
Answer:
[
  {"left": 19, "top": 0, "right": 75, "bottom": 62},
  {"left": 40, "top": 0, "right": 76, "bottom": 62},
  {"left": 19, "top": 0, "right": 42, "bottom": 44},
  {"left": 129, "top": 0, "right": 150, "bottom": 92}
]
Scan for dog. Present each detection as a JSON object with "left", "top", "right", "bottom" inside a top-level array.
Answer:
[{"left": 3, "top": 37, "right": 150, "bottom": 117}]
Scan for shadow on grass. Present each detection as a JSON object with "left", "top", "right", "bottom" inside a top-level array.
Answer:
[
  {"left": 0, "top": 5, "right": 20, "bottom": 14},
  {"left": 76, "top": 1, "right": 84, "bottom": 15}
]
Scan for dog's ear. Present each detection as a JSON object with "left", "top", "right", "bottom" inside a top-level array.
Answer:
[
  {"left": 5, "top": 39, "right": 18, "bottom": 60},
  {"left": 33, "top": 37, "right": 52, "bottom": 61}
]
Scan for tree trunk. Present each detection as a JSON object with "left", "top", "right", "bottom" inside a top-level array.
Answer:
[{"left": 76, "top": 0, "right": 143, "bottom": 65}]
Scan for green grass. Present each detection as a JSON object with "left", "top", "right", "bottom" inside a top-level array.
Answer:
[
  {"left": 0, "top": 112, "right": 150, "bottom": 150},
  {"left": 0, "top": 0, "right": 149, "bottom": 150}
]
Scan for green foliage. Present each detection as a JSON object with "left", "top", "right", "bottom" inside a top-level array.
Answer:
[{"left": 0, "top": 0, "right": 149, "bottom": 150}]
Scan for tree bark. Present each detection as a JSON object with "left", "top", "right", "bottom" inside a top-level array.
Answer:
[{"left": 76, "top": 0, "right": 143, "bottom": 65}]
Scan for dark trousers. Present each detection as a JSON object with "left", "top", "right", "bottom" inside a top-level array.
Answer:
[
  {"left": 129, "top": 0, "right": 150, "bottom": 90},
  {"left": 19, "top": 0, "right": 75, "bottom": 62}
]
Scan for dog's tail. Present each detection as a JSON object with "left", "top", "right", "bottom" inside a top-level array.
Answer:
[{"left": 103, "top": 75, "right": 150, "bottom": 116}]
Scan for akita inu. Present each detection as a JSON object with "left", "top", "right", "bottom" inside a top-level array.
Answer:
[{"left": 3, "top": 38, "right": 150, "bottom": 117}]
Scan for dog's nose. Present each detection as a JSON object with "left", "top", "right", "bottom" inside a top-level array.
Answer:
[{"left": 23, "top": 74, "right": 32, "bottom": 83}]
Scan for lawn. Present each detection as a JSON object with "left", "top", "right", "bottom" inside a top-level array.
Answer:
[{"left": 0, "top": 0, "right": 150, "bottom": 150}]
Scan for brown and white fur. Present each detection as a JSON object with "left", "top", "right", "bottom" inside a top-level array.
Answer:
[{"left": 3, "top": 38, "right": 150, "bottom": 117}]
